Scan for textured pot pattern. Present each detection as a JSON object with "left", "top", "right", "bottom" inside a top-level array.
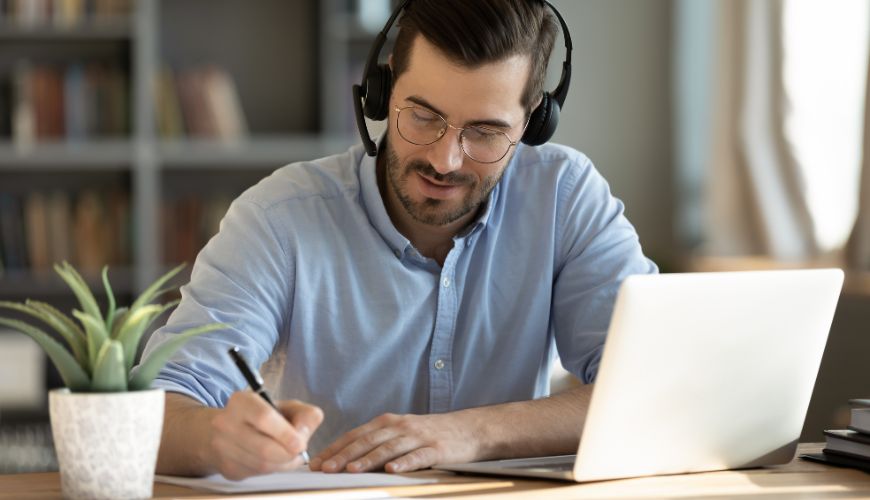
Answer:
[{"left": 49, "top": 389, "right": 165, "bottom": 500}]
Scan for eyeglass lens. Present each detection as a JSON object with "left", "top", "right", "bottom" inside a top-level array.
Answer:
[{"left": 396, "top": 107, "right": 513, "bottom": 163}]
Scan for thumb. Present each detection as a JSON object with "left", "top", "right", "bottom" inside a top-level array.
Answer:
[{"left": 277, "top": 399, "right": 325, "bottom": 443}]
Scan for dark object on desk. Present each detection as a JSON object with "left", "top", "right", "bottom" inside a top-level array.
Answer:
[
  {"left": 801, "top": 452, "right": 870, "bottom": 473},
  {"left": 824, "top": 429, "right": 870, "bottom": 459},
  {"left": 849, "top": 399, "right": 870, "bottom": 434}
]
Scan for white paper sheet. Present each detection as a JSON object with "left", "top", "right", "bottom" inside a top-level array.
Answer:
[
  {"left": 155, "top": 468, "right": 435, "bottom": 494},
  {"left": 174, "top": 492, "right": 400, "bottom": 500}
]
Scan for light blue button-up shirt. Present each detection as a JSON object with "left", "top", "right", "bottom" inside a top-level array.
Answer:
[{"left": 139, "top": 141, "right": 657, "bottom": 454}]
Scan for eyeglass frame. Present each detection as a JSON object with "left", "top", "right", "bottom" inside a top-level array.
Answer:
[{"left": 393, "top": 105, "right": 525, "bottom": 164}]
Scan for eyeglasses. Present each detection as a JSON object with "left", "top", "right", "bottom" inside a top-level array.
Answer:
[{"left": 394, "top": 105, "right": 520, "bottom": 164}]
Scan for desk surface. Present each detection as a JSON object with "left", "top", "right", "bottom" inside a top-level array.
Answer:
[{"left": 1, "top": 444, "right": 868, "bottom": 499}]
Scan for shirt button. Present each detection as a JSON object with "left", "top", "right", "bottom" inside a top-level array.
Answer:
[
  {"left": 442, "top": 277, "right": 451, "bottom": 288},
  {"left": 434, "top": 359, "right": 445, "bottom": 370}
]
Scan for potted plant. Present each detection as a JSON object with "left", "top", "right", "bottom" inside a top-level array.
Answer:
[{"left": 0, "top": 262, "right": 224, "bottom": 500}]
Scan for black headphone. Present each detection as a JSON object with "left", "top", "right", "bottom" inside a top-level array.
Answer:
[{"left": 352, "top": 0, "right": 573, "bottom": 157}]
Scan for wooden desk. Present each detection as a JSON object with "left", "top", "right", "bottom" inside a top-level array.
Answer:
[{"left": 1, "top": 444, "right": 868, "bottom": 499}]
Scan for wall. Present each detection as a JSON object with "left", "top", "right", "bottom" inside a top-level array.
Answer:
[
  {"left": 549, "top": 0, "right": 676, "bottom": 269},
  {"left": 548, "top": 0, "right": 870, "bottom": 442}
]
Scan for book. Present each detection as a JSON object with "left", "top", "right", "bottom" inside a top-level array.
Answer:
[
  {"left": 824, "top": 429, "right": 870, "bottom": 460},
  {"left": 24, "top": 191, "right": 50, "bottom": 273},
  {"left": 72, "top": 189, "right": 108, "bottom": 274},
  {"left": 0, "top": 78, "right": 11, "bottom": 138},
  {"left": 12, "top": 60, "right": 36, "bottom": 149},
  {"left": 202, "top": 66, "right": 248, "bottom": 142},
  {"left": 47, "top": 190, "right": 73, "bottom": 265},
  {"left": 849, "top": 399, "right": 870, "bottom": 434},
  {"left": 801, "top": 452, "right": 870, "bottom": 473},
  {"left": 176, "top": 69, "right": 215, "bottom": 138},
  {"left": 155, "top": 66, "right": 185, "bottom": 138},
  {"left": 0, "top": 193, "right": 27, "bottom": 270},
  {"left": 172, "top": 66, "right": 248, "bottom": 142},
  {"left": 53, "top": 0, "right": 86, "bottom": 28},
  {"left": 64, "top": 63, "right": 87, "bottom": 141}
]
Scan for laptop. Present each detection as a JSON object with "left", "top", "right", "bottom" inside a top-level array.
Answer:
[{"left": 437, "top": 269, "right": 844, "bottom": 482}]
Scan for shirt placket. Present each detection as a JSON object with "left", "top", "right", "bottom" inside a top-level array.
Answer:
[{"left": 427, "top": 245, "right": 463, "bottom": 414}]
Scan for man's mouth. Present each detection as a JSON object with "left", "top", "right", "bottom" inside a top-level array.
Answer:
[{"left": 416, "top": 172, "right": 464, "bottom": 199}]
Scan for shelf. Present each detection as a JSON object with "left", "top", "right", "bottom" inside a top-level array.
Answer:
[
  {"left": 158, "top": 135, "right": 357, "bottom": 169},
  {"left": 0, "top": 19, "right": 132, "bottom": 41},
  {"left": 0, "top": 267, "right": 135, "bottom": 298},
  {"left": 0, "top": 140, "right": 133, "bottom": 169}
]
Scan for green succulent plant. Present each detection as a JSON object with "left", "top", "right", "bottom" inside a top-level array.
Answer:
[{"left": 0, "top": 262, "right": 225, "bottom": 392}]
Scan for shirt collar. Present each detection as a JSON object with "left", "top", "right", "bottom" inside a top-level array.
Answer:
[
  {"left": 358, "top": 139, "right": 503, "bottom": 256},
  {"left": 359, "top": 142, "right": 411, "bottom": 257}
]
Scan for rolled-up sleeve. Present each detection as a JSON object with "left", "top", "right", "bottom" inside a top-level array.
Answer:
[
  {"left": 551, "top": 154, "right": 658, "bottom": 383},
  {"left": 133, "top": 198, "right": 292, "bottom": 407}
]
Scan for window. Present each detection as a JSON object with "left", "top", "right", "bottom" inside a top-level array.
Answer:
[{"left": 782, "top": 0, "right": 870, "bottom": 252}]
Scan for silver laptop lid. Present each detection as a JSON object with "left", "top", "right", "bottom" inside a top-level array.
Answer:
[{"left": 573, "top": 269, "right": 843, "bottom": 482}]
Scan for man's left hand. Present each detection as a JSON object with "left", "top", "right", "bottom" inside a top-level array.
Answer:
[{"left": 309, "top": 412, "right": 480, "bottom": 473}]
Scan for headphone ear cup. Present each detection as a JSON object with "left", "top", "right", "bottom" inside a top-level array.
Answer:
[
  {"left": 522, "top": 92, "right": 561, "bottom": 146},
  {"left": 362, "top": 64, "right": 393, "bottom": 121}
]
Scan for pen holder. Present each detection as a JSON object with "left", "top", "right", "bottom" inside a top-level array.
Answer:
[{"left": 49, "top": 388, "right": 165, "bottom": 500}]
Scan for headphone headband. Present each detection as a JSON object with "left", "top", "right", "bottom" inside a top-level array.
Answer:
[{"left": 352, "top": 0, "right": 573, "bottom": 156}]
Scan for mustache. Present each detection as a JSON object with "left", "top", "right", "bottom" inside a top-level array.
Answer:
[{"left": 408, "top": 161, "right": 474, "bottom": 185}]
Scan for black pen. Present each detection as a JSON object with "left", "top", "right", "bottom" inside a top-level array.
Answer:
[{"left": 228, "top": 346, "right": 310, "bottom": 465}]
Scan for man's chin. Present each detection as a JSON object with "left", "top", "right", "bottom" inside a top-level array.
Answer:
[{"left": 405, "top": 199, "right": 472, "bottom": 227}]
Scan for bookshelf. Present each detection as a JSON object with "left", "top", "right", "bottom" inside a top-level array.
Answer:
[
  {"left": 0, "top": 0, "right": 392, "bottom": 296},
  {"left": 0, "top": 0, "right": 393, "bottom": 467}
]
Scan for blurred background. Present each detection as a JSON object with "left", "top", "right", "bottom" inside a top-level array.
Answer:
[{"left": 0, "top": 0, "right": 868, "bottom": 473}]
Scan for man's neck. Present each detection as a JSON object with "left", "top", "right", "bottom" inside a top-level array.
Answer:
[{"left": 376, "top": 152, "right": 475, "bottom": 266}]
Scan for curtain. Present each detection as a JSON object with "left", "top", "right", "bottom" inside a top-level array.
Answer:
[
  {"left": 675, "top": 0, "right": 818, "bottom": 261},
  {"left": 847, "top": 53, "right": 870, "bottom": 270}
]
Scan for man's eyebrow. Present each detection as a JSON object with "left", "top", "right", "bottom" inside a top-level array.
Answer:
[{"left": 405, "top": 95, "right": 514, "bottom": 130}]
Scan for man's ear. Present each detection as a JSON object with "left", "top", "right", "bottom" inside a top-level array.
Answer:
[{"left": 530, "top": 94, "right": 543, "bottom": 114}]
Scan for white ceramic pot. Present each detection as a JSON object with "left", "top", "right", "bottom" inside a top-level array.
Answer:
[{"left": 49, "top": 388, "right": 165, "bottom": 500}]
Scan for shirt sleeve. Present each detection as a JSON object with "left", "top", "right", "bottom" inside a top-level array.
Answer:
[
  {"left": 133, "top": 198, "right": 292, "bottom": 407},
  {"left": 551, "top": 154, "right": 658, "bottom": 384}
]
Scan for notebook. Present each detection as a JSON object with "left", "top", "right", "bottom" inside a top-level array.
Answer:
[{"left": 437, "top": 269, "right": 844, "bottom": 482}]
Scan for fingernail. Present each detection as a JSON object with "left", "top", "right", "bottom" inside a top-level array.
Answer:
[
  {"left": 297, "top": 425, "right": 310, "bottom": 437},
  {"left": 348, "top": 460, "right": 363, "bottom": 472},
  {"left": 389, "top": 462, "right": 402, "bottom": 473},
  {"left": 323, "top": 459, "right": 336, "bottom": 471}
]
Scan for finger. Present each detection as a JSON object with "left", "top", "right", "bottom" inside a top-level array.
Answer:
[
  {"left": 277, "top": 399, "right": 324, "bottom": 448},
  {"left": 308, "top": 422, "right": 384, "bottom": 470},
  {"left": 236, "top": 392, "right": 303, "bottom": 456},
  {"left": 385, "top": 446, "right": 440, "bottom": 473},
  {"left": 311, "top": 416, "right": 394, "bottom": 470},
  {"left": 280, "top": 399, "right": 325, "bottom": 430},
  {"left": 211, "top": 427, "right": 300, "bottom": 479},
  {"left": 320, "top": 427, "right": 399, "bottom": 473},
  {"left": 239, "top": 422, "right": 303, "bottom": 464},
  {"left": 346, "top": 435, "right": 420, "bottom": 473}
]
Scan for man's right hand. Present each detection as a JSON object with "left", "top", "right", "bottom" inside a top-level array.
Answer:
[{"left": 157, "top": 392, "right": 324, "bottom": 479}]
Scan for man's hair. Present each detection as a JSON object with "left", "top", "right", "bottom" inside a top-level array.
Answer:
[{"left": 391, "top": 0, "right": 559, "bottom": 115}]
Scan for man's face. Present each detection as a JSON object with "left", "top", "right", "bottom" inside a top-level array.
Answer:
[{"left": 384, "top": 36, "right": 531, "bottom": 227}]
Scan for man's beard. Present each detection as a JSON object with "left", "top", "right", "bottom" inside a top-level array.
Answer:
[{"left": 385, "top": 142, "right": 503, "bottom": 227}]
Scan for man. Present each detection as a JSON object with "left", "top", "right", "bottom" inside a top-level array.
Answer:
[{"left": 140, "top": 0, "right": 656, "bottom": 479}]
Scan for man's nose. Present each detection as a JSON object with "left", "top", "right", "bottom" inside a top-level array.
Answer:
[{"left": 427, "top": 127, "right": 464, "bottom": 175}]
